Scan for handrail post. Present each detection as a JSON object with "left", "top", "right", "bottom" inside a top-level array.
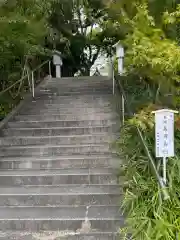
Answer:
[
  {"left": 48, "top": 61, "right": 52, "bottom": 78},
  {"left": 31, "top": 71, "right": 35, "bottom": 98},
  {"left": 112, "top": 66, "right": 115, "bottom": 95},
  {"left": 27, "top": 68, "right": 31, "bottom": 92},
  {"left": 0, "top": 59, "right": 50, "bottom": 98},
  {"left": 110, "top": 56, "right": 115, "bottom": 95},
  {"left": 122, "top": 94, "right": 125, "bottom": 125}
]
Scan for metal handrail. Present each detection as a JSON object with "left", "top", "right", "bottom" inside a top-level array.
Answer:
[
  {"left": 111, "top": 60, "right": 170, "bottom": 200},
  {"left": 0, "top": 59, "right": 51, "bottom": 98}
]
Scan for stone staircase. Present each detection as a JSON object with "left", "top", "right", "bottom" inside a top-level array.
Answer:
[{"left": 0, "top": 76, "right": 123, "bottom": 239}]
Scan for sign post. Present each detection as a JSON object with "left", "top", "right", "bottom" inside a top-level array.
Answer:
[{"left": 152, "top": 109, "right": 178, "bottom": 184}]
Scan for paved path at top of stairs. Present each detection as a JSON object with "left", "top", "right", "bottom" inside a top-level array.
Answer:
[{"left": 0, "top": 76, "right": 124, "bottom": 239}]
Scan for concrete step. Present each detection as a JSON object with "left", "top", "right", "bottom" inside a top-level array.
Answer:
[
  {"left": 44, "top": 78, "right": 111, "bottom": 85},
  {"left": 13, "top": 113, "right": 118, "bottom": 121},
  {"left": 19, "top": 107, "right": 114, "bottom": 115},
  {"left": 26, "top": 105, "right": 114, "bottom": 112},
  {"left": 8, "top": 119, "right": 115, "bottom": 128},
  {"left": 41, "top": 83, "right": 112, "bottom": 88},
  {"left": 25, "top": 102, "right": 112, "bottom": 108},
  {"left": 0, "top": 144, "right": 113, "bottom": 157},
  {"left": 0, "top": 169, "right": 118, "bottom": 186},
  {"left": 35, "top": 91, "right": 113, "bottom": 98},
  {"left": 49, "top": 76, "right": 110, "bottom": 82},
  {"left": 0, "top": 76, "right": 123, "bottom": 237},
  {"left": 41, "top": 79, "right": 111, "bottom": 85},
  {"left": 42, "top": 84, "right": 112, "bottom": 90},
  {"left": 28, "top": 96, "right": 112, "bottom": 104},
  {"left": 33, "top": 92, "right": 112, "bottom": 98},
  {"left": 35, "top": 90, "right": 112, "bottom": 97},
  {"left": 21, "top": 103, "right": 112, "bottom": 113},
  {"left": 42, "top": 80, "right": 111, "bottom": 85},
  {"left": 0, "top": 156, "right": 119, "bottom": 170},
  {"left": 0, "top": 206, "right": 123, "bottom": 231},
  {"left": 0, "top": 134, "right": 114, "bottom": 146},
  {"left": 0, "top": 185, "right": 121, "bottom": 206},
  {"left": 2, "top": 126, "right": 115, "bottom": 137},
  {"left": 38, "top": 87, "right": 112, "bottom": 93},
  {"left": 0, "top": 231, "right": 120, "bottom": 240},
  {"left": 32, "top": 93, "right": 112, "bottom": 101}
]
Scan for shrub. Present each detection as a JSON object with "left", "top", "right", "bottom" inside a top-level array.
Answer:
[{"left": 115, "top": 104, "right": 180, "bottom": 239}]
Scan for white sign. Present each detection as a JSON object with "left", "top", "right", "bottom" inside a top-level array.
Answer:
[{"left": 153, "top": 109, "right": 178, "bottom": 158}]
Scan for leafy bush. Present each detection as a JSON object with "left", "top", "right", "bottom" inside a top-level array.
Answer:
[
  {"left": 115, "top": 104, "right": 180, "bottom": 239},
  {"left": 121, "top": 3, "right": 180, "bottom": 107},
  {"left": 0, "top": 0, "right": 49, "bottom": 118},
  {"left": 109, "top": 1, "right": 180, "bottom": 239}
]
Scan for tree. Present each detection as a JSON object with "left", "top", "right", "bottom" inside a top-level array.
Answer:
[
  {"left": 0, "top": 0, "right": 49, "bottom": 89},
  {"left": 48, "top": 0, "right": 109, "bottom": 76},
  {"left": 0, "top": 0, "right": 49, "bottom": 116},
  {"left": 106, "top": 1, "right": 180, "bottom": 239}
]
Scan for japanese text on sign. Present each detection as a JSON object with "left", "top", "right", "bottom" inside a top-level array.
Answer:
[{"left": 154, "top": 110, "right": 175, "bottom": 158}]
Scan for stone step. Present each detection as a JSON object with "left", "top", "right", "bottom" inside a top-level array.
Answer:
[
  {"left": 19, "top": 105, "right": 113, "bottom": 113},
  {"left": 42, "top": 79, "right": 111, "bottom": 85},
  {"left": 0, "top": 134, "right": 114, "bottom": 146},
  {"left": 42, "top": 85, "right": 112, "bottom": 91},
  {"left": 38, "top": 87, "right": 112, "bottom": 93},
  {"left": 0, "top": 156, "right": 119, "bottom": 170},
  {"left": 36, "top": 91, "right": 113, "bottom": 98},
  {"left": 0, "top": 206, "right": 123, "bottom": 231},
  {"left": 2, "top": 126, "right": 115, "bottom": 136},
  {"left": 0, "top": 185, "right": 121, "bottom": 206},
  {"left": 0, "top": 144, "right": 113, "bottom": 157},
  {"left": 27, "top": 105, "right": 114, "bottom": 111},
  {"left": 14, "top": 113, "right": 118, "bottom": 121},
  {"left": 35, "top": 90, "right": 112, "bottom": 97},
  {"left": 32, "top": 91, "right": 112, "bottom": 99},
  {"left": 0, "top": 169, "right": 118, "bottom": 186},
  {"left": 29, "top": 96, "right": 112, "bottom": 104},
  {"left": 0, "top": 75, "right": 123, "bottom": 237},
  {"left": 26, "top": 101, "right": 112, "bottom": 108},
  {"left": 22, "top": 105, "right": 113, "bottom": 112},
  {"left": 8, "top": 119, "right": 115, "bottom": 128},
  {"left": 0, "top": 231, "right": 120, "bottom": 240},
  {"left": 44, "top": 78, "right": 110, "bottom": 85},
  {"left": 49, "top": 76, "right": 109, "bottom": 81},
  {"left": 34, "top": 92, "right": 112, "bottom": 98},
  {"left": 19, "top": 108, "right": 114, "bottom": 116},
  {"left": 42, "top": 79, "right": 111, "bottom": 84},
  {"left": 39, "top": 82, "right": 111, "bottom": 88}
]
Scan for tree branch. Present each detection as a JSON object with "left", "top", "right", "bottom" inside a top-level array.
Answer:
[
  {"left": 90, "top": 47, "right": 100, "bottom": 66},
  {"left": 76, "top": 6, "right": 84, "bottom": 34}
]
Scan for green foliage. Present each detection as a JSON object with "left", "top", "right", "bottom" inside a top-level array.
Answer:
[
  {"left": 115, "top": 104, "right": 180, "bottom": 239},
  {"left": 48, "top": 0, "right": 113, "bottom": 76},
  {"left": 106, "top": 1, "right": 180, "bottom": 239},
  {"left": 0, "top": 0, "right": 49, "bottom": 117},
  {"left": 111, "top": 2, "right": 180, "bottom": 107},
  {"left": 124, "top": 4, "right": 180, "bottom": 83}
]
